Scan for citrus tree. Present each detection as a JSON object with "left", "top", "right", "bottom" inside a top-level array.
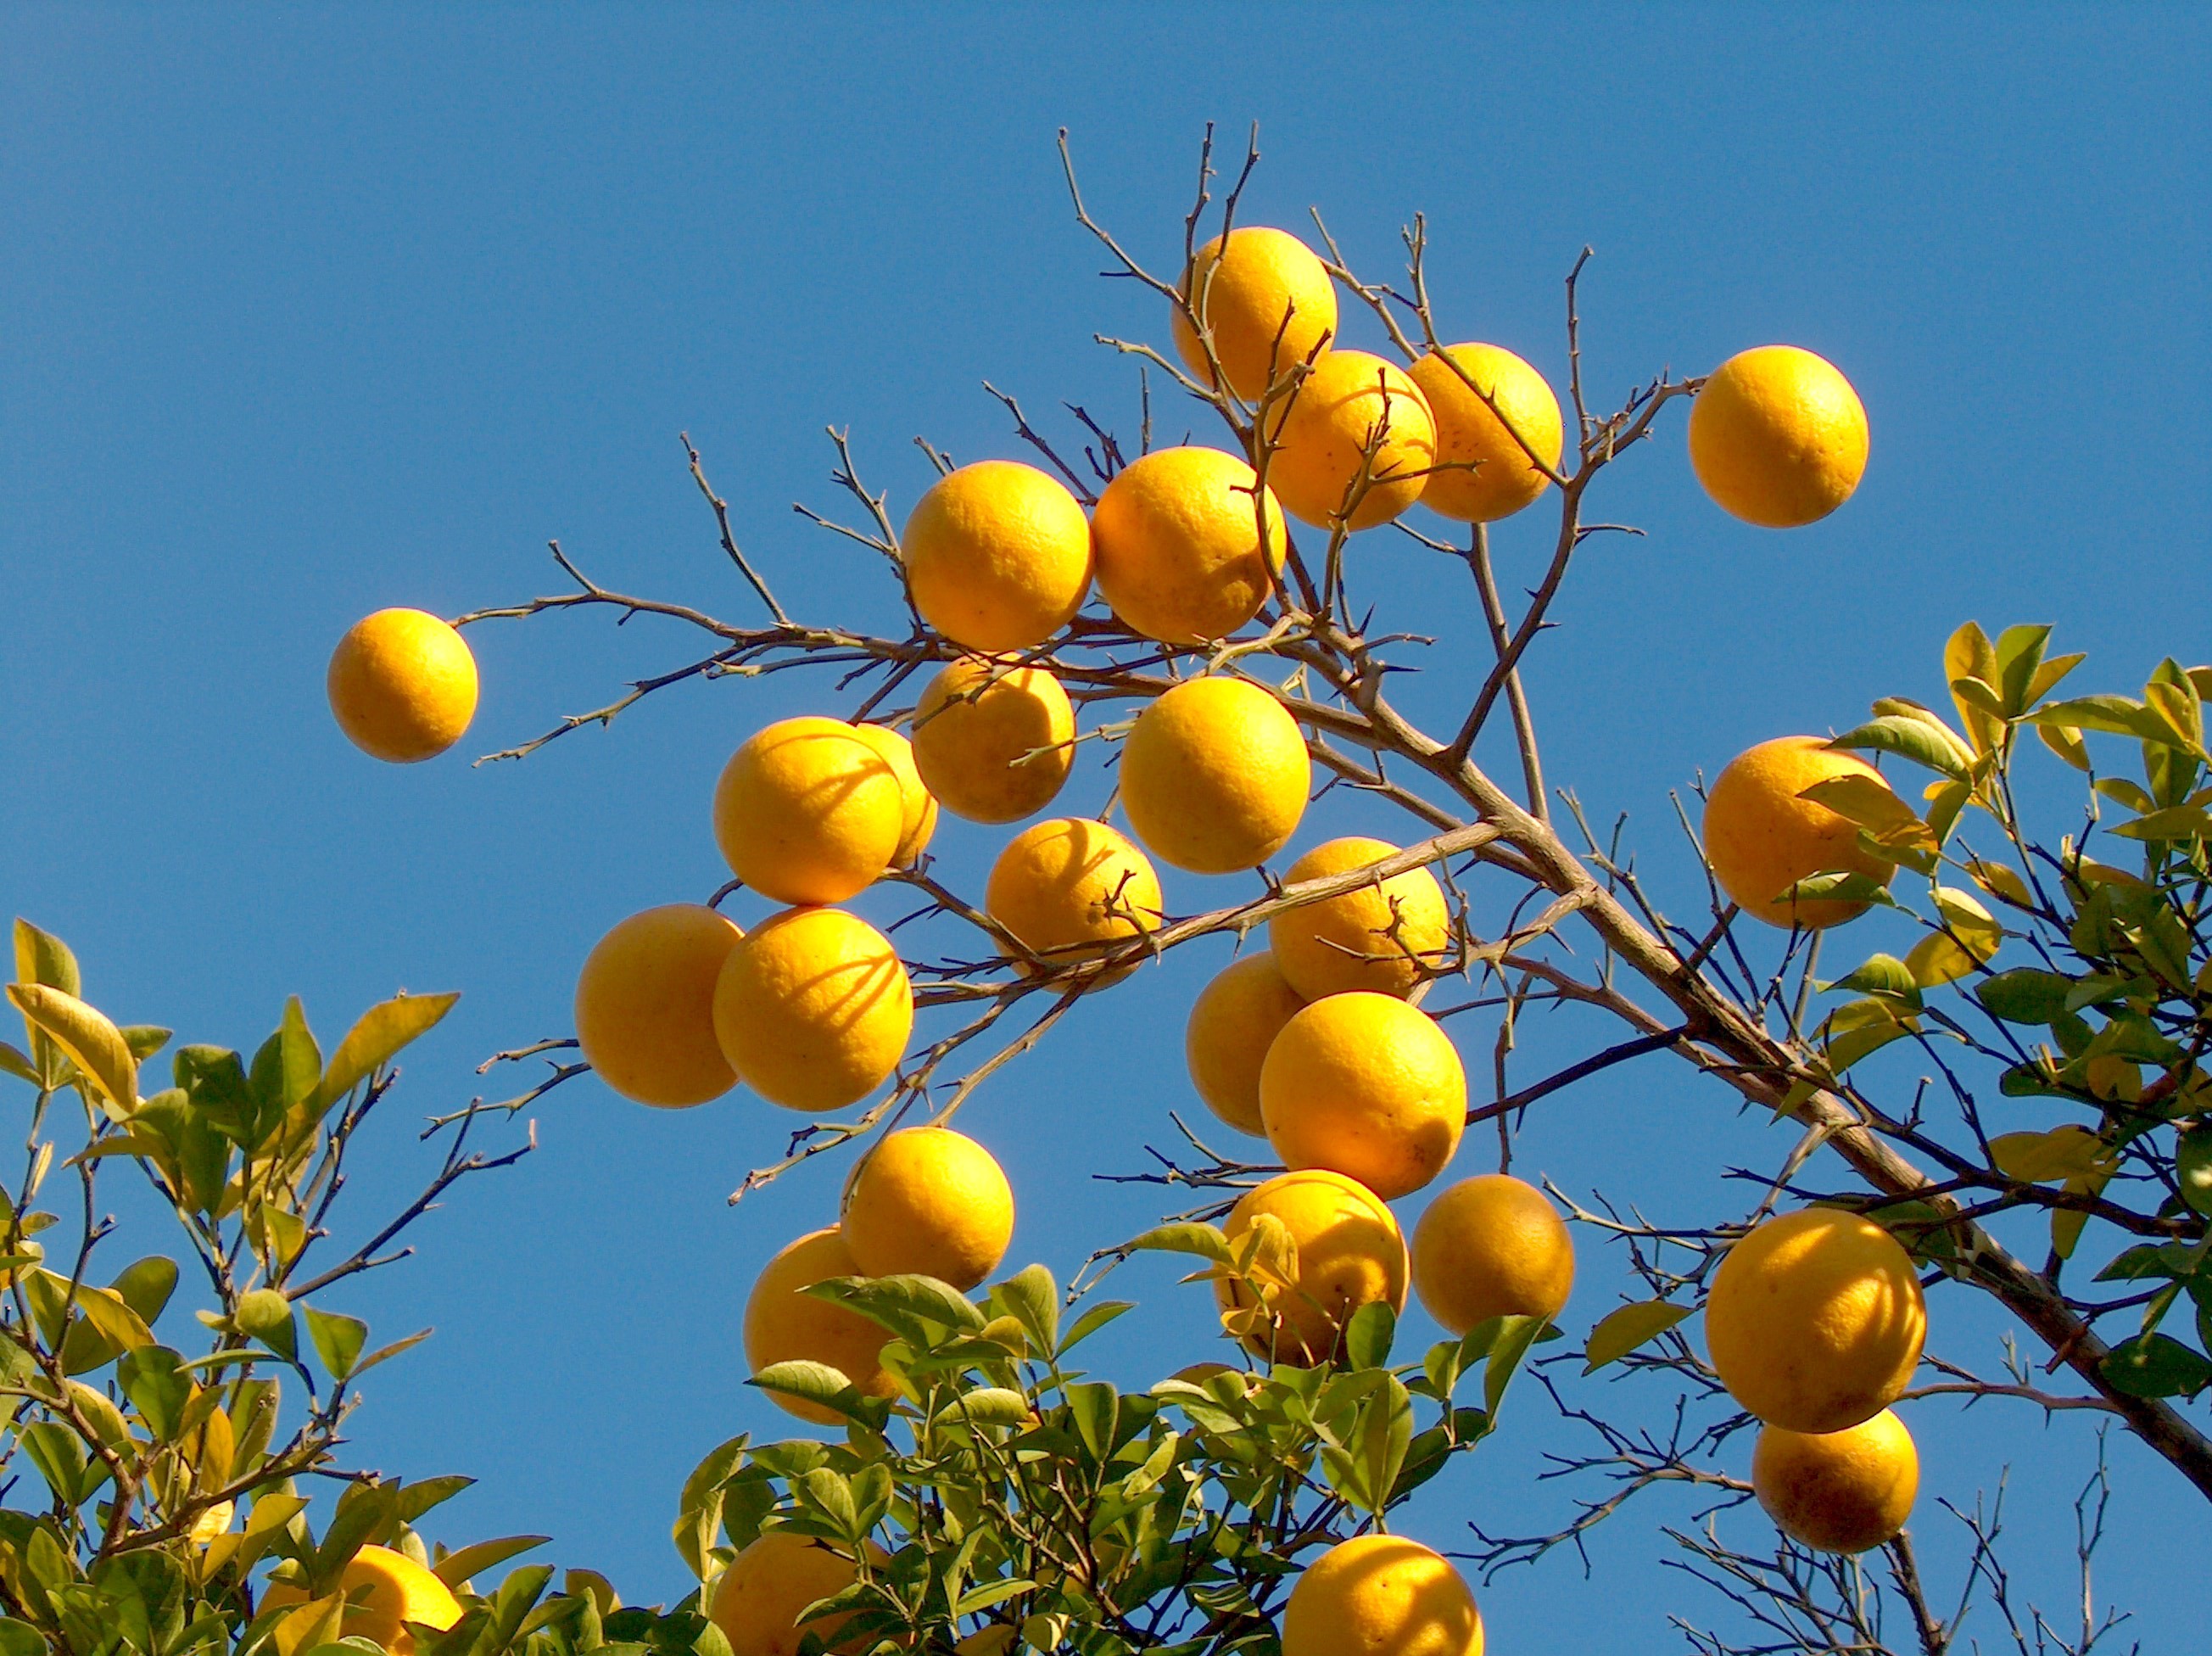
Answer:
[{"left": 8, "top": 128, "right": 2196, "bottom": 1654}]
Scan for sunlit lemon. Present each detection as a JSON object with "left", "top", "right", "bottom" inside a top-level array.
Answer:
[
  {"left": 327, "top": 608, "right": 479, "bottom": 763},
  {"left": 1090, "top": 447, "right": 1287, "bottom": 643},
  {"left": 574, "top": 904, "right": 745, "bottom": 1107},
  {"left": 903, "top": 461, "right": 1092, "bottom": 653},
  {"left": 911, "top": 658, "right": 1075, "bottom": 825}
]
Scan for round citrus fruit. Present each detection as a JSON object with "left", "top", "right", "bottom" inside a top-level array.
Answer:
[
  {"left": 849, "top": 723, "right": 938, "bottom": 868},
  {"left": 1704, "top": 736, "right": 1897, "bottom": 928},
  {"left": 1281, "top": 1533, "right": 1483, "bottom": 1656},
  {"left": 1706, "top": 1207, "right": 1927, "bottom": 1434},
  {"left": 1185, "top": 952, "right": 1307, "bottom": 1137},
  {"left": 1270, "top": 836, "right": 1451, "bottom": 999},
  {"left": 327, "top": 608, "right": 479, "bottom": 764},
  {"left": 709, "top": 1529, "right": 880, "bottom": 1656},
  {"left": 1410, "top": 344, "right": 1563, "bottom": 523},
  {"left": 842, "top": 1127, "right": 1014, "bottom": 1290},
  {"left": 1089, "top": 447, "right": 1287, "bottom": 643},
  {"left": 1261, "top": 350, "right": 1436, "bottom": 530},
  {"left": 261, "top": 1544, "right": 461, "bottom": 1656},
  {"left": 1170, "top": 227, "right": 1338, "bottom": 401},
  {"left": 713, "top": 717, "right": 907, "bottom": 905},
  {"left": 911, "top": 658, "right": 1075, "bottom": 824},
  {"left": 1260, "top": 992, "right": 1466, "bottom": 1200},
  {"left": 902, "top": 461, "right": 1092, "bottom": 653},
  {"left": 574, "top": 904, "right": 745, "bottom": 1107},
  {"left": 744, "top": 1227, "right": 902, "bottom": 1426},
  {"left": 1120, "top": 677, "right": 1309, "bottom": 873},
  {"left": 1215, "top": 1168, "right": 1407, "bottom": 1365},
  {"left": 1689, "top": 345, "right": 1868, "bottom": 528},
  {"left": 1752, "top": 1407, "right": 1919, "bottom": 1554},
  {"left": 1410, "top": 1174, "right": 1574, "bottom": 1334},
  {"left": 712, "top": 907, "right": 912, "bottom": 1112},
  {"left": 986, "top": 818, "right": 1162, "bottom": 974}
]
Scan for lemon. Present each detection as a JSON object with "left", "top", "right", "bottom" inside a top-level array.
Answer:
[
  {"left": 573, "top": 904, "right": 745, "bottom": 1107},
  {"left": 843, "top": 1127, "right": 1015, "bottom": 1290},
  {"left": 1185, "top": 952, "right": 1307, "bottom": 1137},
  {"left": 1752, "top": 1407, "right": 1919, "bottom": 1554},
  {"left": 1262, "top": 350, "right": 1436, "bottom": 530},
  {"left": 1120, "top": 677, "right": 1309, "bottom": 873},
  {"left": 713, "top": 717, "right": 908, "bottom": 905},
  {"left": 1281, "top": 1533, "right": 1483, "bottom": 1656},
  {"left": 1089, "top": 447, "right": 1287, "bottom": 643},
  {"left": 260, "top": 1544, "right": 461, "bottom": 1656},
  {"left": 1706, "top": 1207, "right": 1926, "bottom": 1434},
  {"left": 1409, "top": 344, "right": 1563, "bottom": 523},
  {"left": 1704, "top": 736, "right": 1897, "bottom": 928},
  {"left": 1215, "top": 1168, "right": 1407, "bottom": 1366},
  {"left": 1269, "top": 836, "right": 1451, "bottom": 1000},
  {"left": 1171, "top": 227, "right": 1338, "bottom": 400},
  {"left": 1689, "top": 345, "right": 1868, "bottom": 528},
  {"left": 709, "top": 1529, "right": 880, "bottom": 1656},
  {"left": 985, "top": 818, "right": 1162, "bottom": 974},
  {"left": 903, "top": 461, "right": 1092, "bottom": 653},
  {"left": 849, "top": 723, "right": 938, "bottom": 868},
  {"left": 1410, "top": 1174, "right": 1574, "bottom": 1334},
  {"left": 713, "top": 907, "right": 912, "bottom": 1112},
  {"left": 911, "top": 658, "right": 1075, "bottom": 824},
  {"left": 744, "top": 1227, "right": 902, "bottom": 1427},
  {"left": 1260, "top": 992, "right": 1466, "bottom": 1200},
  {"left": 327, "top": 608, "right": 478, "bottom": 763}
]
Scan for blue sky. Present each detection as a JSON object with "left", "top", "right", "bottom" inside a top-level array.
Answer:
[{"left": 3, "top": 3, "right": 2209, "bottom": 1648}]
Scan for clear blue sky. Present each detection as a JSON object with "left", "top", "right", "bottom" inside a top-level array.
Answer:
[{"left": 4, "top": 4, "right": 2208, "bottom": 1647}]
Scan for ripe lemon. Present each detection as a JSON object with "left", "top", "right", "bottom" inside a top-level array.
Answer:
[
  {"left": 843, "top": 1127, "right": 1015, "bottom": 1290},
  {"left": 574, "top": 904, "right": 745, "bottom": 1107},
  {"left": 1706, "top": 1207, "right": 1926, "bottom": 1434},
  {"left": 986, "top": 818, "right": 1162, "bottom": 973},
  {"left": 1704, "top": 736, "right": 1897, "bottom": 928},
  {"left": 1410, "top": 1174, "right": 1574, "bottom": 1334},
  {"left": 712, "top": 907, "right": 912, "bottom": 1112},
  {"left": 911, "top": 658, "right": 1075, "bottom": 824},
  {"left": 1281, "top": 1533, "right": 1483, "bottom": 1656},
  {"left": 744, "top": 1226, "right": 902, "bottom": 1426},
  {"left": 1089, "top": 447, "right": 1287, "bottom": 643},
  {"left": 327, "top": 608, "right": 478, "bottom": 763},
  {"left": 260, "top": 1544, "right": 461, "bottom": 1655},
  {"left": 1170, "top": 227, "right": 1338, "bottom": 401},
  {"left": 713, "top": 717, "right": 908, "bottom": 905},
  {"left": 1410, "top": 344, "right": 1563, "bottom": 523},
  {"left": 1120, "top": 677, "right": 1310, "bottom": 873},
  {"left": 849, "top": 723, "right": 937, "bottom": 868},
  {"left": 1260, "top": 993, "right": 1466, "bottom": 1200},
  {"left": 710, "top": 1529, "right": 881, "bottom": 1656},
  {"left": 1185, "top": 952, "right": 1307, "bottom": 1137},
  {"left": 1215, "top": 1168, "right": 1407, "bottom": 1365},
  {"left": 1270, "top": 836, "right": 1451, "bottom": 1000},
  {"left": 1752, "top": 1407, "right": 1919, "bottom": 1554},
  {"left": 903, "top": 461, "right": 1092, "bottom": 653},
  {"left": 1261, "top": 350, "right": 1437, "bottom": 530},
  {"left": 1689, "top": 345, "right": 1868, "bottom": 528}
]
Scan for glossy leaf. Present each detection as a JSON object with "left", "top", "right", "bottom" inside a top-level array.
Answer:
[
  {"left": 311, "top": 993, "right": 460, "bottom": 1112},
  {"left": 6, "top": 984, "right": 137, "bottom": 1119},
  {"left": 1582, "top": 1301, "right": 1693, "bottom": 1373}
]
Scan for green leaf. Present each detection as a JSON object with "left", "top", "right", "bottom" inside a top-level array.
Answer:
[
  {"left": 1974, "top": 969, "right": 2076, "bottom": 1024},
  {"left": 234, "top": 1288, "right": 297, "bottom": 1361},
  {"left": 1120, "top": 1223, "right": 1234, "bottom": 1265},
  {"left": 1992, "top": 624, "right": 2053, "bottom": 714},
  {"left": 0, "top": 1043, "right": 37, "bottom": 1086},
  {"left": 1058, "top": 1301, "right": 1133, "bottom": 1355},
  {"left": 1990, "top": 1126, "right": 2110, "bottom": 1183},
  {"left": 311, "top": 993, "right": 460, "bottom": 1111},
  {"left": 117, "top": 1346, "right": 192, "bottom": 1441},
  {"left": 2100, "top": 1333, "right": 2212, "bottom": 1398},
  {"left": 748, "top": 1361, "right": 863, "bottom": 1414},
  {"left": 933, "top": 1388, "right": 1032, "bottom": 1428},
  {"left": 250, "top": 998, "right": 322, "bottom": 1117},
  {"left": 1779, "top": 871, "right": 1900, "bottom": 911},
  {"left": 988, "top": 1263, "right": 1059, "bottom": 1357},
  {"left": 1482, "top": 1315, "right": 1545, "bottom": 1418},
  {"left": 807, "top": 1273, "right": 983, "bottom": 1340},
  {"left": 1341, "top": 1301, "right": 1395, "bottom": 1371},
  {"left": 430, "top": 1536, "right": 550, "bottom": 1591},
  {"left": 2109, "top": 805, "right": 2212, "bottom": 842},
  {"left": 304, "top": 1306, "right": 369, "bottom": 1381},
  {"left": 1582, "top": 1301, "right": 1693, "bottom": 1373},
  {"left": 2028, "top": 696, "right": 2183, "bottom": 747},
  {"left": 1827, "top": 716, "right": 1969, "bottom": 781},
  {"left": 1820, "top": 954, "right": 1920, "bottom": 1002}
]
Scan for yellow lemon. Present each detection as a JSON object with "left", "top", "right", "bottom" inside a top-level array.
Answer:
[
  {"left": 985, "top": 818, "right": 1162, "bottom": 973},
  {"left": 849, "top": 723, "right": 938, "bottom": 868},
  {"left": 1120, "top": 677, "right": 1309, "bottom": 874},
  {"left": 1184, "top": 952, "right": 1307, "bottom": 1137},
  {"left": 327, "top": 608, "right": 478, "bottom": 764},
  {"left": 1281, "top": 1534, "right": 1483, "bottom": 1656},
  {"left": 843, "top": 1127, "right": 1015, "bottom": 1290},
  {"left": 903, "top": 461, "right": 1093, "bottom": 653},
  {"left": 1689, "top": 345, "right": 1868, "bottom": 528},
  {"left": 1706, "top": 1208, "right": 1927, "bottom": 1434},
  {"left": 1262, "top": 350, "right": 1436, "bottom": 530},
  {"left": 713, "top": 717, "right": 908, "bottom": 905},
  {"left": 1704, "top": 736, "right": 1897, "bottom": 928},
  {"left": 1089, "top": 448, "right": 1287, "bottom": 643},
  {"left": 744, "top": 1227, "right": 902, "bottom": 1427},
  {"left": 712, "top": 907, "right": 912, "bottom": 1112},
  {"left": 1752, "top": 1407, "right": 1919, "bottom": 1554},
  {"left": 911, "top": 658, "right": 1075, "bottom": 824},
  {"left": 260, "top": 1544, "right": 461, "bottom": 1656},
  {"left": 1170, "top": 227, "right": 1338, "bottom": 400},
  {"left": 710, "top": 1529, "right": 880, "bottom": 1656},
  {"left": 1260, "top": 993, "right": 1466, "bottom": 1200},
  {"left": 1410, "top": 1174, "right": 1574, "bottom": 1334},
  {"left": 1269, "top": 837, "right": 1451, "bottom": 1000},
  {"left": 574, "top": 904, "right": 745, "bottom": 1107},
  {"left": 1410, "top": 344, "right": 1564, "bottom": 523},
  {"left": 1215, "top": 1168, "right": 1407, "bottom": 1366}
]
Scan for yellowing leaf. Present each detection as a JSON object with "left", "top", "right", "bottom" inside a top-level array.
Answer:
[
  {"left": 311, "top": 991, "right": 460, "bottom": 1111},
  {"left": 1931, "top": 886, "right": 2003, "bottom": 964},
  {"left": 1965, "top": 858, "right": 2035, "bottom": 909},
  {"left": 1905, "top": 931, "right": 1978, "bottom": 988},
  {"left": 1945, "top": 622, "right": 2001, "bottom": 753},
  {"left": 1991, "top": 1126, "right": 2112, "bottom": 1183},
  {"left": 1582, "top": 1300, "right": 1692, "bottom": 1373},
  {"left": 6, "top": 984, "right": 138, "bottom": 1119}
]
